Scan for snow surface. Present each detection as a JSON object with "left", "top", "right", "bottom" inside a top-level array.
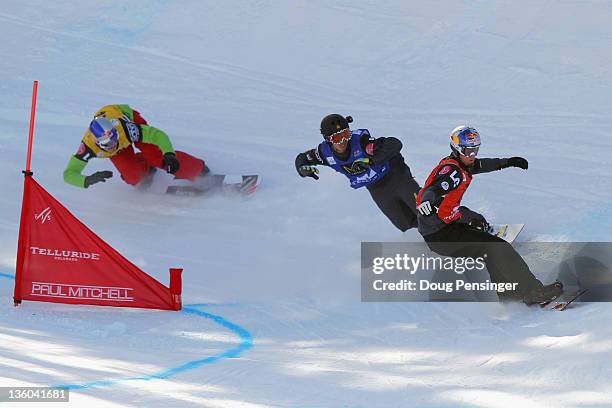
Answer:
[{"left": 1, "top": 1, "right": 612, "bottom": 407}]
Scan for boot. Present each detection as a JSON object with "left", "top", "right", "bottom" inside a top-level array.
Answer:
[{"left": 523, "top": 280, "right": 563, "bottom": 305}]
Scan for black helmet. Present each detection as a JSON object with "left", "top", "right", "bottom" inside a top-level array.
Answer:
[{"left": 320, "top": 114, "right": 353, "bottom": 138}]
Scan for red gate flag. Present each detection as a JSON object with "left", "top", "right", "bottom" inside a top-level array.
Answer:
[{"left": 13, "top": 176, "right": 182, "bottom": 311}]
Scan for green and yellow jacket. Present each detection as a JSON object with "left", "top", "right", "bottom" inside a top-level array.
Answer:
[{"left": 63, "top": 104, "right": 175, "bottom": 188}]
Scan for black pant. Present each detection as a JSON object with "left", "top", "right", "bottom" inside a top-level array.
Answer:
[
  {"left": 368, "top": 169, "right": 420, "bottom": 232},
  {"left": 424, "top": 223, "right": 542, "bottom": 298}
]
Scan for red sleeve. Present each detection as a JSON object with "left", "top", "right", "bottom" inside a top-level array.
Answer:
[{"left": 132, "top": 110, "right": 148, "bottom": 125}]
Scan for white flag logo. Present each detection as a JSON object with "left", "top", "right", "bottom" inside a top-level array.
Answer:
[{"left": 34, "top": 207, "right": 52, "bottom": 224}]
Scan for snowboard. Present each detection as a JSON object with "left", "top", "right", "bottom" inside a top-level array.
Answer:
[
  {"left": 488, "top": 223, "right": 524, "bottom": 243},
  {"left": 547, "top": 289, "right": 589, "bottom": 311},
  {"left": 138, "top": 169, "right": 261, "bottom": 198}
]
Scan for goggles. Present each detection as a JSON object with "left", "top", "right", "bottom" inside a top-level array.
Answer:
[
  {"left": 96, "top": 129, "right": 119, "bottom": 151},
  {"left": 326, "top": 128, "right": 351, "bottom": 145},
  {"left": 460, "top": 145, "right": 479, "bottom": 158}
]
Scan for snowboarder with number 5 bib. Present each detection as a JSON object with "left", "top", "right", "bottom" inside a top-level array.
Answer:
[{"left": 416, "top": 125, "right": 563, "bottom": 305}]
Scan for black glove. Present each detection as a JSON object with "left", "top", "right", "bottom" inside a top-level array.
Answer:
[
  {"left": 297, "top": 165, "right": 319, "bottom": 180},
  {"left": 84, "top": 171, "right": 113, "bottom": 188},
  {"left": 468, "top": 218, "right": 490, "bottom": 231},
  {"left": 459, "top": 206, "right": 489, "bottom": 231},
  {"left": 162, "top": 152, "right": 180, "bottom": 174},
  {"left": 507, "top": 157, "right": 528, "bottom": 170}
]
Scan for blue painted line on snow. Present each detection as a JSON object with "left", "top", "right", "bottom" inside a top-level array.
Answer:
[
  {"left": 54, "top": 306, "right": 253, "bottom": 390},
  {"left": 0, "top": 272, "right": 253, "bottom": 390}
]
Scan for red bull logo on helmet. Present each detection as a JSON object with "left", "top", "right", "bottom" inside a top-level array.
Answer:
[
  {"left": 456, "top": 127, "right": 480, "bottom": 146},
  {"left": 464, "top": 132, "right": 480, "bottom": 145}
]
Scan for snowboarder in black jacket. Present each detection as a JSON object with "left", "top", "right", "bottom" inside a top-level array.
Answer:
[
  {"left": 416, "top": 125, "right": 563, "bottom": 305},
  {"left": 295, "top": 114, "right": 420, "bottom": 232}
]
